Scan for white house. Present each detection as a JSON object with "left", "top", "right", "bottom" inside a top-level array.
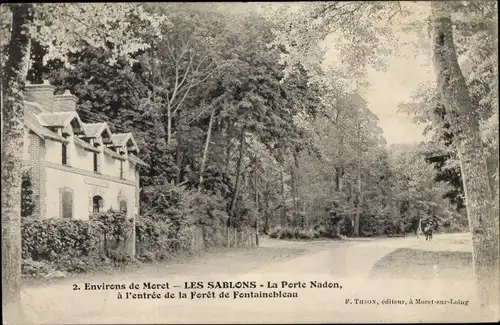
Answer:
[{"left": 21, "top": 80, "right": 148, "bottom": 255}]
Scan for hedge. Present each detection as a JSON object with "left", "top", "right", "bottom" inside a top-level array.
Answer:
[
  {"left": 21, "top": 210, "right": 133, "bottom": 277},
  {"left": 22, "top": 183, "right": 257, "bottom": 278}
]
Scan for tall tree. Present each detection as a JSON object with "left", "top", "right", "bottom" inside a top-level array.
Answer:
[
  {"left": 2, "top": 4, "right": 34, "bottom": 322},
  {"left": 1, "top": 4, "right": 167, "bottom": 322},
  {"left": 430, "top": 0, "right": 499, "bottom": 310},
  {"left": 265, "top": 0, "right": 498, "bottom": 309}
]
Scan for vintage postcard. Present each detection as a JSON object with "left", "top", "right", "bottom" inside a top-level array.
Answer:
[{"left": 1, "top": 2, "right": 499, "bottom": 324}]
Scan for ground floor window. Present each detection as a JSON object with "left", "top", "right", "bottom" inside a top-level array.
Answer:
[
  {"left": 60, "top": 188, "right": 74, "bottom": 218},
  {"left": 119, "top": 199, "right": 127, "bottom": 213},
  {"left": 93, "top": 195, "right": 104, "bottom": 213}
]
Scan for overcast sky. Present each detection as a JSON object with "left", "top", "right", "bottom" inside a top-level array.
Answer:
[
  {"left": 321, "top": 2, "right": 433, "bottom": 145},
  {"left": 321, "top": 45, "right": 433, "bottom": 145},
  {"left": 252, "top": 2, "right": 433, "bottom": 145},
  {"left": 363, "top": 54, "right": 431, "bottom": 145}
]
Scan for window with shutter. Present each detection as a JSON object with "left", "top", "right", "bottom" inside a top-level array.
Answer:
[{"left": 61, "top": 189, "right": 73, "bottom": 218}]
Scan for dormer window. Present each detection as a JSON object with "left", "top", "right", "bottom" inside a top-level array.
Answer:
[
  {"left": 93, "top": 142, "right": 101, "bottom": 173},
  {"left": 93, "top": 152, "right": 100, "bottom": 173},
  {"left": 120, "top": 160, "right": 124, "bottom": 179},
  {"left": 62, "top": 143, "right": 68, "bottom": 165},
  {"left": 61, "top": 134, "right": 70, "bottom": 166},
  {"left": 93, "top": 143, "right": 100, "bottom": 173}
]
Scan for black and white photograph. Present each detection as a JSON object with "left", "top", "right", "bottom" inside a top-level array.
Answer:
[{"left": 1, "top": 2, "right": 498, "bottom": 324}]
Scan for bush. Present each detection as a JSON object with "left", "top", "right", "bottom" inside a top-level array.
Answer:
[
  {"left": 269, "top": 226, "right": 282, "bottom": 239},
  {"left": 135, "top": 216, "right": 180, "bottom": 261},
  {"left": 22, "top": 259, "right": 56, "bottom": 279},
  {"left": 179, "top": 189, "right": 228, "bottom": 248},
  {"left": 22, "top": 217, "right": 100, "bottom": 262},
  {"left": 313, "top": 225, "right": 327, "bottom": 238},
  {"left": 21, "top": 210, "right": 133, "bottom": 278},
  {"left": 298, "top": 228, "right": 315, "bottom": 239},
  {"left": 268, "top": 226, "right": 320, "bottom": 240},
  {"left": 139, "top": 184, "right": 194, "bottom": 254},
  {"left": 56, "top": 255, "right": 100, "bottom": 274},
  {"left": 136, "top": 183, "right": 231, "bottom": 260},
  {"left": 90, "top": 210, "right": 134, "bottom": 250}
]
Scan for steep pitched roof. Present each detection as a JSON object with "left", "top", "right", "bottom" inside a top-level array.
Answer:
[
  {"left": 82, "top": 122, "right": 112, "bottom": 139},
  {"left": 74, "top": 137, "right": 100, "bottom": 153},
  {"left": 24, "top": 112, "right": 68, "bottom": 143},
  {"left": 35, "top": 111, "right": 85, "bottom": 136},
  {"left": 110, "top": 133, "right": 131, "bottom": 146},
  {"left": 82, "top": 123, "right": 105, "bottom": 136},
  {"left": 128, "top": 153, "right": 149, "bottom": 167},
  {"left": 103, "top": 147, "right": 126, "bottom": 161},
  {"left": 110, "top": 133, "right": 139, "bottom": 153},
  {"left": 35, "top": 111, "right": 80, "bottom": 127}
]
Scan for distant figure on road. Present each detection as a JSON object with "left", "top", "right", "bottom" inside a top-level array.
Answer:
[{"left": 423, "top": 224, "right": 433, "bottom": 241}]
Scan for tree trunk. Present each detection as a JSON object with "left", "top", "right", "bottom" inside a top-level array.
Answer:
[
  {"left": 224, "top": 137, "right": 232, "bottom": 175},
  {"left": 290, "top": 166, "right": 298, "bottom": 226},
  {"left": 354, "top": 171, "right": 362, "bottom": 237},
  {"left": 337, "top": 166, "right": 344, "bottom": 191},
  {"left": 280, "top": 167, "right": 285, "bottom": 199},
  {"left": 2, "top": 4, "right": 34, "bottom": 324},
  {"left": 254, "top": 162, "right": 260, "bottom": 247},
  {"left": 335, "top": 222, "right": 341, "bottom": 238},
  {"left": 174, "top": 144, "right": 182, "bottom": 185},
  {"left": 265, "top": 199, "right": 270, "bottom": 234},
  {"left": 198, "top": 105, "right": 216, "bottom": 191},
  {"left": 166, "top": 106, "right": 172, "bottom": 147},
  {"left": 293, "top": 151, "right": 304, "bottom": 227},
  {"left": 353, "top": 120, "right": 363, "bottom": 237},
  {"left": 228, "top": 127, "right": 246, "bottom": 247},
  {"left": 349, "top": 182, "right": 355, "bottom": 235},
  {"left": 431, "top": 1, "right": 499, "bottom": 311},
  {"left": 417, "top": 217, "right": 422, "bottom": 238},
  {"left": 280, "top": 167, "right": 286, "bottom": 227},
  {"left": 335, "top": 167, "right": 340, "bottom": 191}
]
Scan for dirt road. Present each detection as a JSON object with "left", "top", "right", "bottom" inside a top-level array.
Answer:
[{"left": 20, "top": 233, "right": 498, "bottom": 323}]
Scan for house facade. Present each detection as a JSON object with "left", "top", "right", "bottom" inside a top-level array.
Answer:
[{"left": 21, "top": 80, "right": 148, "bottom": 255}]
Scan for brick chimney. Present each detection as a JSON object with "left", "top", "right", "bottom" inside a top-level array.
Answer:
[
  {"left": 25, "top": 80, "right": 55, "bottom": 111},
  {"left": 54, "top": 89, "right": 78, "bottom": 112}
]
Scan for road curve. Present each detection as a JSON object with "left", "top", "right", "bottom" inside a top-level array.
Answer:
[{"left": 20, "top": 233, "right": 495, "bottom": 324}]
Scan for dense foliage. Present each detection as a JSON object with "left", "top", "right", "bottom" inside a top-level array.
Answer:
[
  {"left": 20, "top": 170, "right": 35, "bottom": 218},
  {"left": 17, "top": 3, "right": 473, "bottom": 244},
  {"left": 136, "top": 184, "right": 195, "bottom": 261},
  {"left": 4, "top": 3, "right": 492, "bottom": 282},
  {"left": 21, "top": 211, "right": 133, "bottom": 278}
]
